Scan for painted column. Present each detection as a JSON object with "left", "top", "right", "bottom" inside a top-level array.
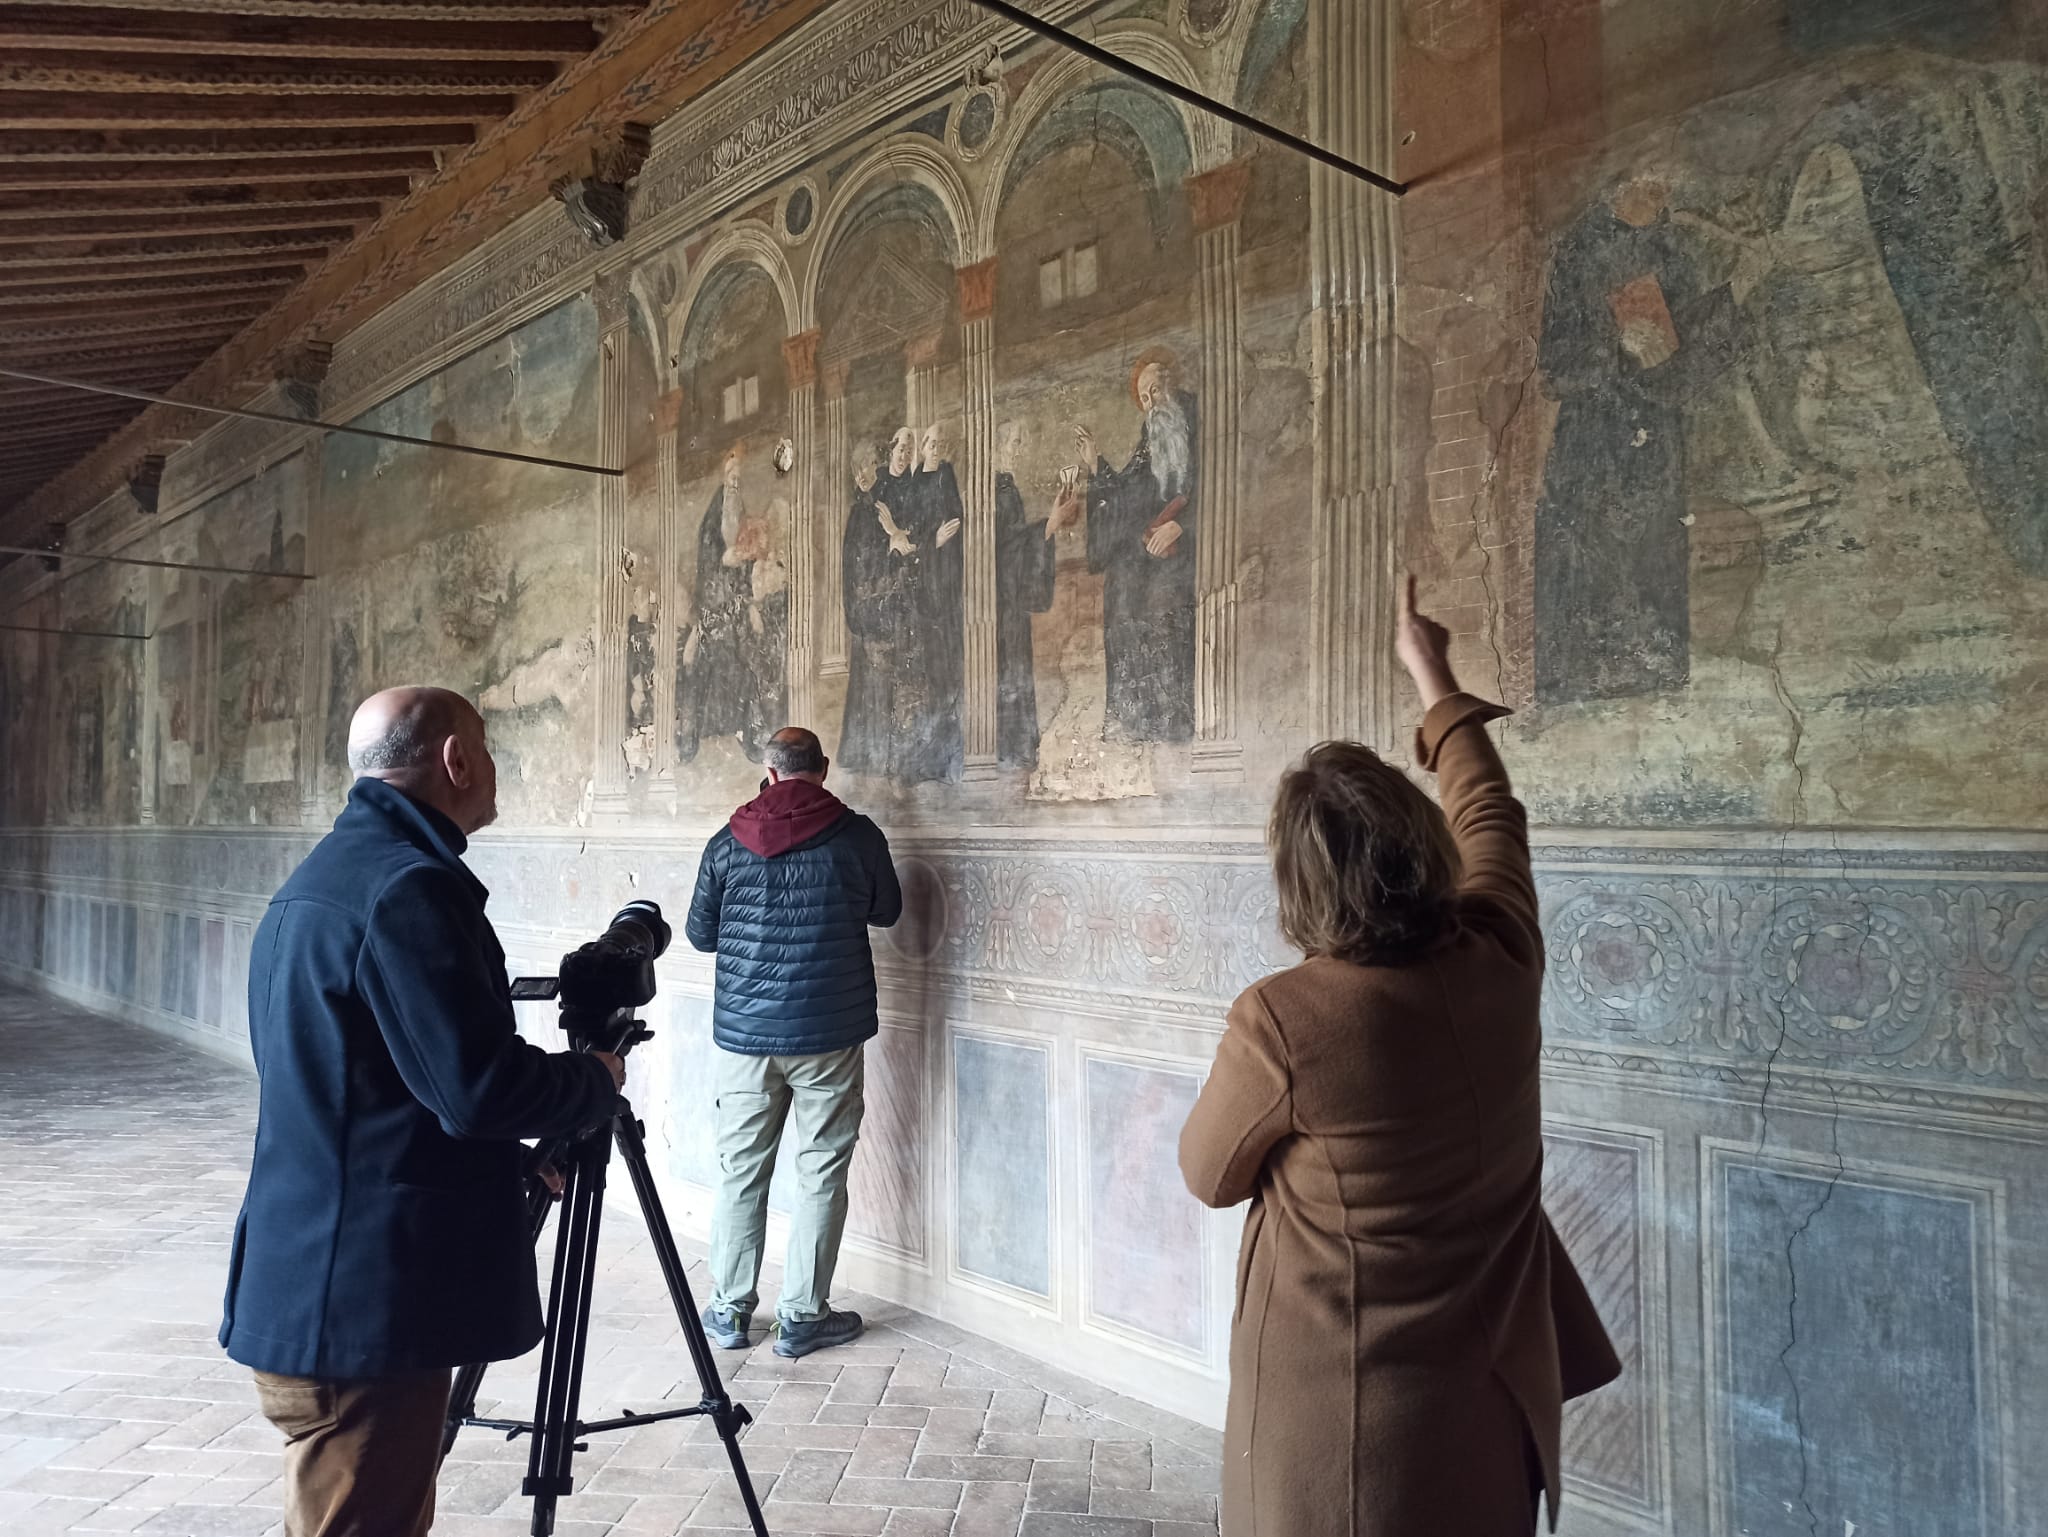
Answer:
[
  {"left": 1189, "top": 162, "right": 1251, "bottom": 776},
  {"left": 295, "top": 437, "right": 329, "bottom": 824},
  {"left": 783, "top": 329, "right": 822, "bottom": 728},
  {"left": 652, "top": 387, "right": 683, "bottom": 799},
  {"left": 957, "top": 259, "right": 1000, "bottom": 779},
  {"left": 905, "top": 331, "right": 944, "bottom": 438},
  {"left": 589, "top": 270, "right": 632, "bottom": 821},
  {"left": 138, "top": 541, "right": 160, "bottom": 828},
  {"left": 819, "top": 363, "right": 851, "bottom": 677},
  {"left": 1308, "top": 0, "right": 1400, "bottom": 746}
]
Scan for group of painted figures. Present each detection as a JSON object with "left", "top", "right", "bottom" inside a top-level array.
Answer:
[{"left": 676, "top": 352, "right": 1204, "bottom": 783}]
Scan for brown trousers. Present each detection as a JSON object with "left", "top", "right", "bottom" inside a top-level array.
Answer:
[{"left": 253, "top": 1368, "right": 452, "bottom": 1537}]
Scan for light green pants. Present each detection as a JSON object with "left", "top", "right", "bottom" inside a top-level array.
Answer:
[{"left": 708, "top": 1043, "right": 865, "bottom": 1323}]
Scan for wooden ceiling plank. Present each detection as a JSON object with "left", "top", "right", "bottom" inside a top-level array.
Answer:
[
  {"left": 0, "top": 124, "right": 475, "bottom": 160},
  {"left": 0, "top": 92, "right": 518, "bottom": 130},
  {"left": 1, "top": 308, "right": 269, "bottom": 348},
  {"left": 0, "top": 230, "right": 355, "bottom": 266},
  {"left": 0, "top": 288, "right": 292, "bottom": 327},
  {"left": 20, "top": 0, "right": 629, "bottom": 17},
  {"left": 0, "top": 8, "right": 601, "bottom": 61},
  {"left": 0, "top": 53, "right": 560, "bottom": 96},
  {"left": 0, "top": 262, "right": 302, "bottom": 294},
  {"left": 0, "top": 153, "right": 435, "bottom": 189},
  {"left": 0, "top": 203, "right": 385, "bottom": 240},
  {"left": 0, "top": 179, "right": 414, "bottom": 215},
  {"left": 0, "top": 249, "right": 322, "bottom": 286}
]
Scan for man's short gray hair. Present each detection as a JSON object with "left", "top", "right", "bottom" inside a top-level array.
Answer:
[
  {"left": 765, "top": 727, "right": 826, "bottom": 777},
  {"left": 348, "top": 693, "right": 463, "bottom": 776}
]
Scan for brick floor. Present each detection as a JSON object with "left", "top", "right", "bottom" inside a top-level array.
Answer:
[{"left": 0, "top": 988, "right": 1222, "bottom": 1537}]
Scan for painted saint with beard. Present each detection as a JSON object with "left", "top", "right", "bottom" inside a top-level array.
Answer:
[{"left": 1076, "top": 349, "right": 1199, "bottom": 744}]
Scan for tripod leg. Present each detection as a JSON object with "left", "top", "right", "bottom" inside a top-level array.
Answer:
[
  {"left": 524, "top": 1144, "right": 599, "bottom": 1537},
  {"left": 446, "top": 1162, "right": 567, "bottom": 1458},
  {"left": 612, "top": 1106, "right": 772, "bottom": 1537},
  {"left": 438, "top": 1172, "right": 552, "bottom": 1459}
]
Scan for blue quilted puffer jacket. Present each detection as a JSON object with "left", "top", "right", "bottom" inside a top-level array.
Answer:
[{"left": 685, "top": 778, "right": 903, "bottom": 1055}]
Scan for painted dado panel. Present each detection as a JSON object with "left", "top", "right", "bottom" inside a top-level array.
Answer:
[{"left": 11, "top": 827, "right": 2048, "bottom": 1100}]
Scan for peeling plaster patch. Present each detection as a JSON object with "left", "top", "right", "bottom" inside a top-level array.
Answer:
[{"left": 478, "top": 640, "right": 593, "bottom": 714}]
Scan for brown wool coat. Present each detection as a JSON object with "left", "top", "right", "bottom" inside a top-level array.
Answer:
[{"left": 1180, "top": 694, "right": 1621, "bottom": 1537}]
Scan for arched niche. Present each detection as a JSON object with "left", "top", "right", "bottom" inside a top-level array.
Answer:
[
  {"left": 670, "top": 256, "right": 796, "bottom": 769},
  {"left": 991, "top": 76, "right": 1198, "bottom": 393},
  {"left": 815, "top": 177, "right": 964, "bottom": 478},
  {"left": 808, "top": 137, "right": 976, "bottom": 327}
]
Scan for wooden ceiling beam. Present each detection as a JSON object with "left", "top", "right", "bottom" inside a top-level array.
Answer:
[
  {"left": 0, "top": 274, "right": 297, "bottom": 315},
  {"left": 0, "top": 179, "right": 414, "bottom": 216},
  {"left": 0, "top": 345, "right": 223, "bottom": 382},
  {"left": 0, "top": 442, "right": 112, "bottom": 473},
  {"left": 0, "top": 8, "right": 602, "bottom": 61},
  {"left": 0, "top": 248, "right": 321, "bottom": 286},
  {"left": 0, "top": 409, "right": 167, "bottom": 442},
  {"left": 0, "top": 404, "right": 146, "bottom": 439},
  {"left": 17, "top": 0, "right": 848, "bottom": 529},
  {"left": 21, "top": 0, "right": 631, "bottom": 18},
  {"left": 0, "top": 230, "right": 352, "bottom": 267},
  {"left": 0, "top": 202, "right": 383, "bottom": 241},
  {"left": 0, "top": 306, "right": 268, "bottom": 348},
  {"left": 0, "top": 403, "right": 164, "bottom": 438},
  {"left": 0, "top": 53, "right": 560, "bottom": 96},
  {"left": 0, "top": 124, "right": 474, "bottom": 160},
  {"left": 0, "top": 92, "right": 517, "bottom": 130},
  {"left": 0, "top": 153, "right": 434, "bottom": 189},
  {"left": 0, "top": 294, "right": 289, "bottom": 331}
]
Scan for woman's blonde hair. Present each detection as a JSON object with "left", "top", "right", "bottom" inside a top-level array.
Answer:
[{"left": 1268, "top": 741, "right": 1462, "bottom": 965}]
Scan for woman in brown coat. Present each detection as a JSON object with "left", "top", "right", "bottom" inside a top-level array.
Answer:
[{"left": 1180, "top": 579, "right": 1620, "bottom": 1536}]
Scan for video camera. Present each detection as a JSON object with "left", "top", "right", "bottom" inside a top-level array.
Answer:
[{"left": 510, "top": 900, "right": 672, "bottom": 1056}]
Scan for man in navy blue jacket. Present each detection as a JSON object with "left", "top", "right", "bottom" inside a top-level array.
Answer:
[
  {"left": 221, "top": 686, "right": 623, "bottom": 1537},
  {"left": 687, "top": 726, "right": 901, "bottom": 1359}
]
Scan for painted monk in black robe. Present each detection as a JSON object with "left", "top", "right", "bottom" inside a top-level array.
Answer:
[
  {"left": 993, "top": 422, "right": 1068, "bottom": 769},
  {"left": 1532, "top": 173, "right": 1743, "bottom": 705},
  {"left": 676, "top": 448, "right": 755, "bottom": 763},
  {"left": 1078, "top": 350, "right": 1199, "bottom": 745}
]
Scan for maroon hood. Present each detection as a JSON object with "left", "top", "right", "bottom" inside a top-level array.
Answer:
[{"left": 729, "top": 778, "right": 851, "bottom": 858}]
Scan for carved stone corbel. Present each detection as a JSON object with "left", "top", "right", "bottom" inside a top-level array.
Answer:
[
  {"left": 129, "top": 454, "right": 167, "bottom": 517},
  {"left": 551, "top": 124, "right": 653, "bottom": 248},
  {"left": 274, "top": 340, "right": 333, "bottom": 420}
]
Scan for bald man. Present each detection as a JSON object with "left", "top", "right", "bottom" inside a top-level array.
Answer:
[{"left": 220, "top": 687, "right": 625, "bottom": 1537}]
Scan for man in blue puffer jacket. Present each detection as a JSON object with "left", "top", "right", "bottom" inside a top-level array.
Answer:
[{"left": 686, "top": 725, "right": 902, "bottom": 1358}]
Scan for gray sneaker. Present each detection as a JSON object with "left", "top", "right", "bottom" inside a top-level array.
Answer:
[
  {"left": 774, "top": 1308, "right": 864, "bottom": 1359},
  {"left": 701, "top": 1304, "right": 751, "bottom": 1350}
]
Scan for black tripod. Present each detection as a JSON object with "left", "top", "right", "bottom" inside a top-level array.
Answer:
[{"left": 441, "top": 1004, "right": 771, "bottom": 1537}]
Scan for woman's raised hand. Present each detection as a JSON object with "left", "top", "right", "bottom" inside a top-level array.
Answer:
[{"left": 1394, "top": 573, "right": 1459, "bottom": 713}]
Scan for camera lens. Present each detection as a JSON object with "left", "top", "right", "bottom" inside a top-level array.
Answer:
[{"left": 607, "top": 901, "right": 671, "bottom": 960}]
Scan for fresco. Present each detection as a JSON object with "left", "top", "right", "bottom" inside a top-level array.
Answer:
[
  {"left": 818, "top": 187, "right": 966, "bottom": 788},
  {"left": 320, "top": 298, "right": 600, "bottom": 823},
  {"left": 56, "top": 559, "right": 145, "bottom": 827},
  {"left": 1486, "top": 39, "right": 2048, "bottom": 827},
  {"left": 8, "top": 1, "right": 2048, "bottom": 1524},
  {"left": 669, "top": 263, "right": 792, "bottom": 775}
]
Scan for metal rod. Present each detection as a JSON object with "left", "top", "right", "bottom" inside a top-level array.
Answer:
[
  {"left": 0, "top": 542, "right": 313, "bottom": 581},
  {"left": 0, "top": 366, "right": 625, "bottom": 478},
  {"left": 959, "top": 0, "right": 1407, "bottom": 196},
  {"left": 0, "top": 621, "right": 147, "bottom": 641}
]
